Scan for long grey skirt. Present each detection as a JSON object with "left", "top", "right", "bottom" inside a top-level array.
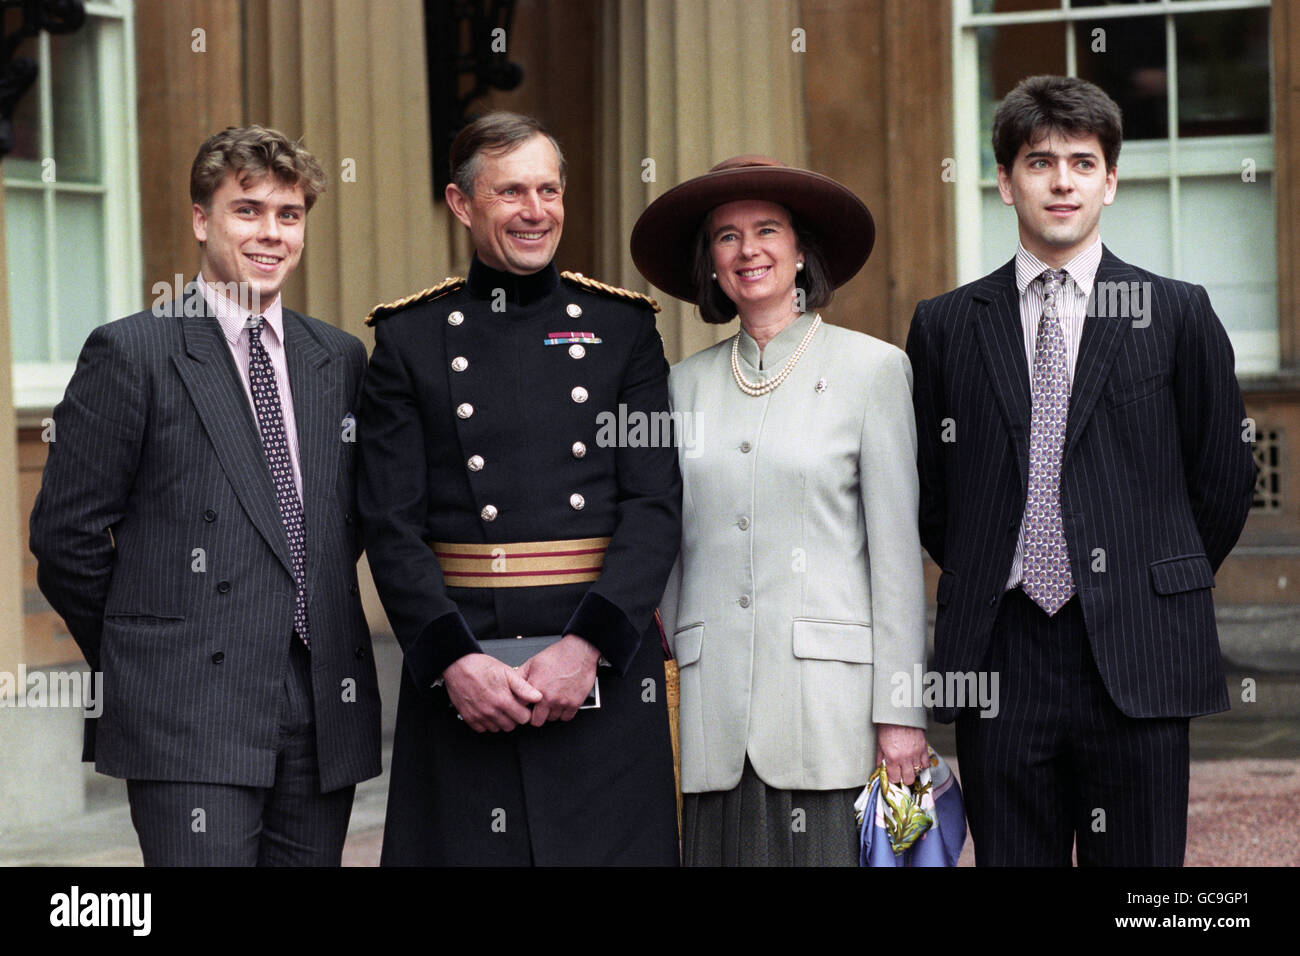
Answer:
[{"left": 682, "top": 758, "right": 861, "bottom": 866}]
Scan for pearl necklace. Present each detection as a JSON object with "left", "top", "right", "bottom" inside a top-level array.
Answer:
[{"left": 730, "top": 314, "right": 822, "bottom": 397}]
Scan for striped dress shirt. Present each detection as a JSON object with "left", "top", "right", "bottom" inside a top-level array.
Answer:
[
  {"left": 1005, "top": 237, "right": 1103, "bottom": 591},
  {"left": 197, "top": 273, "right": 304, "bottom": 499}
]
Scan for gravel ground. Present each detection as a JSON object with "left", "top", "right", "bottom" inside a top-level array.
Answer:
[
  {"left": 335, "top": 757, "right": 1300, "bottom": 867},
  {"left": 1, "top": 756, "right": 1293, "bottom": 867}
]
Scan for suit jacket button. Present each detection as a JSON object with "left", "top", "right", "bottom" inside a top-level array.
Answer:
[
  {"left": 203, "top": 509, "right": 217, "bottom": 522},
  {"left": 211, "top": 651, "right": 225, "bottom": 664},
  {"left": 568, "top": 344, "right": 586, "bottom": 359},
  {"left": 345, "top": 511, "right": 354, "bottom": 524},
  {"left": 989, "top": 594, "right": 999, "bottom": 607},
  {"left": 740, "top": 441, "right": 752, "bottom": 453},
  {"left": 738, "top": 516, "right": 750, "bottom": 530},
  {"left": 569, "top": 493, "right": 585, "bottom": 510},
  {"left": 566, "top": 303, "right": 583, "bottom": 318},
  {"left": 349, "top": 584, "right": 359, "bottom": 595},
  {"left": 456, "top": 402, "right": 474, "bottom": 419},
  {"left": 570, "top": 386, "right": 588, "bottom": 403},
  {"left": 739, "top": 594, "right": 751, "bottom": 608},
  {"left": 481, "top": 504, "right": 498, "bottom": 522},
  {"left": 571, "top": 441, "right": 587, "bottom": 459},
  {"left": 451, "top": 356, "right": 468, "bottom": 372},
  {"left": 467, "top": 454, "right": 484, "bottom": 471},
  {"left": 354, "top": 646, "right": 366, "bottom": 660},
  {"left": 448, "top": 310, "right": 465, "bottom": 326},
  {"left": 217, "top": 581, "right": 232, "bottom": 594}
]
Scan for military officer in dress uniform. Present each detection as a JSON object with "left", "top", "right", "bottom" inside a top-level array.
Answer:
[{"left": 357, "top": 111, "right": 681, "bottom": 865}]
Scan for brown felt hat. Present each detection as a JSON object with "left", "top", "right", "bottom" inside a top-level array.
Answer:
[{"left": 629, "top": 155, "right": 875, "bottom": 305}]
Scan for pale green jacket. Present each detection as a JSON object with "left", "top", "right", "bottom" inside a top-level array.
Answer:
[{"left": 661, "top": 312, "right": 927, "bottom": 793}]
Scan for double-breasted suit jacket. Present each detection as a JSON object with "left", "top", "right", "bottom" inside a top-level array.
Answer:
[
  {"left": 661, "top": 313, "right": 928, "bottom": 794},
  {"left": 905, "top": 247, "right": 1256, "bottom": 723},
  {"left": 358, "top": 259, "right": 681, "bottom": 865},
  {"left": 29, "top": 285, "right": 382, "bottom": 793}
]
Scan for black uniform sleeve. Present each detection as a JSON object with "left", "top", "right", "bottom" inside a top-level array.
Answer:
[{"left": 357, "top": 319, "right": 480, "bottom": 688}]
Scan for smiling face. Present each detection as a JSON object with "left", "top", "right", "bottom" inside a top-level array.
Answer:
[
  {"left": 997, "top": 130, "right": 1118, "bottom": 267},
  {"left": 707, "top": 199, "right": 804, "bottom": 322},
  {"left": 193, "top": 171, "right": 306, "bottom": 306},
  {"left": 445, "top": 133, "right": 565, "bottom": 275}
]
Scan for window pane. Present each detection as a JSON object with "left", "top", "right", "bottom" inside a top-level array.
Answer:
[
  {"left": 8, "top": 35, "right": 41, "bottom": 163},
  {"left": 1075, "top": 16, "right": 1168, "bottom": 141},
  {"left": 1098, "top": 181, "right": 1172, "bottom": 277},
  {"left": 978, "top": 23, "right": 1067, "bottom": 176},
  {"left": 1178, "top": 174, "right": 1276, "bottom": 372},
  {"left": 1176, "top": 10, "right": 1270, "bottom": 138},
  {"left": 50, "top": 18, "right": 101, "bottom": 184},
  {"left": 5, "top": 157, "right": 44, "bottom": 182},
  {"left": 54, "top": 193, "right": 106, "bottom": 361},
  {"left": 979, "top": 186, "right": 1022, "bottom": 274},
  {"left": 5, "top": 189, "right": 49, "bottom": 362}
]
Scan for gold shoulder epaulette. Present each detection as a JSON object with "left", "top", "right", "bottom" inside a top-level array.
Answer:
[
  {"left": 365, "top": 277, "right": 466, "bottom": 326},
  {"left": 561, "top": 271, "right": 660, "bottom": 313}
]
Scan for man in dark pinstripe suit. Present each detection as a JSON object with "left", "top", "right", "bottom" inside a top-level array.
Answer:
[
  {"left": 906, "top": 77, "right": 1256, "bottom": 865},
  {"left": 29, "top": 127, "right": 382, "bottom": 865}
]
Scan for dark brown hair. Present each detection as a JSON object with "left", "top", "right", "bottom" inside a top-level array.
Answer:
[
  {"left": 190, "top": 125, "right": 326, "bottom": 212},
  {"left": 992, "top": 75, "right": 1123, "bottom": 172},
  {"left": 449, "top": 111, "right": 567, "bottom": 197},
  {"left": 691, "top": 206, "right": 833, "bottom": 324}
]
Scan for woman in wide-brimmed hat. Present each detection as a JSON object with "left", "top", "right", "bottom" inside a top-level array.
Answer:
[{"left": 634, "top": 156, "right": 930, "bottom": 866}]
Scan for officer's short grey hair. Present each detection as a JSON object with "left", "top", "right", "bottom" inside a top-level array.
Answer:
[{"left": 449, "top": 111, "right": 567, "bottom": 198}]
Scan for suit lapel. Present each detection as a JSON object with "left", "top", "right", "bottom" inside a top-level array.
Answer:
[
  {"left": 1063, "top": 246, "right": 1137, "bottom": 463},
  {"left": 971, "top": 260, "right": 1031, "bottom": 494},
  {"left": 170, "top": 284, "right": 295, "bottom": 578},
  {"left": 283, "top": 309, "right": 336, "bottom": 595}
]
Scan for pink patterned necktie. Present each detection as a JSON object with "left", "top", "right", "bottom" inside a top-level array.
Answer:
[
  {"left": 1021, "top": 269, "right": 1075, "bottom": 616},
  {"left": 248, "top": 317, "right": 310, "bottom": 646}
]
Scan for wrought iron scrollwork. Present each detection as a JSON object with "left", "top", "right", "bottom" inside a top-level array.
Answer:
[
  {"left": 0, "top": 0, "right": 85, "bottom": 158},
  {"left": 424, "top": 0, "right": 523, "bottom": 197}
]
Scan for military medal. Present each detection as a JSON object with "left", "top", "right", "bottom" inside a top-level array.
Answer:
[{"left": 544, "top": 331, "right": 602, "bottom": 345}]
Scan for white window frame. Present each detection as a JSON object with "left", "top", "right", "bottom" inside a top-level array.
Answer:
[
  {"left": 952, "top": 0, "right": 1276, "bottom": 370},
  {"left": 6, "top": 0, "right": 141, "bottom": 410}
]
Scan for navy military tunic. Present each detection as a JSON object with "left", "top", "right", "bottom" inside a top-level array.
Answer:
[{"left": 358, "top": 258, "right": 681, "bottom": 865}]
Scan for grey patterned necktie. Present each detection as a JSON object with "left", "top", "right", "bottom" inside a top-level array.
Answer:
[
  {"left": 1021, "top": 269, "right": 1075, "bottom": 615},
  {"left": 248, "top": 317, "right": 310, "bottom": 646}
]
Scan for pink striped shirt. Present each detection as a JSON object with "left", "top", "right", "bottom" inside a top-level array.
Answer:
[
  {"left": 1005, "top": 237, "right": 1102, "bottom": 591},
  {"left": 197, "top": 273, "right": 303, "bottom": 500}
]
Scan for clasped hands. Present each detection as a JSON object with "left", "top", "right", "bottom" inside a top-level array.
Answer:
[{"left": 442, "top": 633, "right": 600, "bottom": 733}]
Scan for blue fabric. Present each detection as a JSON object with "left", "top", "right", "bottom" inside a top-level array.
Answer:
[{"left": 859, "top": 754, "right": 966, "bottom": 867}]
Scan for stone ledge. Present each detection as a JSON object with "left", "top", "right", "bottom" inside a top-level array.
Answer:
[{"left": 1219, "top": 605, "right": 1300, "bottom": 672}]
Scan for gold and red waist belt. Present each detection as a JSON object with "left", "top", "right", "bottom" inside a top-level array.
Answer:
[{"left": 430, "top": 536, "right": 610, "bottom": 588}]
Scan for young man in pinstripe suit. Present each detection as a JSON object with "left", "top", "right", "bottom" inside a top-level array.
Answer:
[
  {"left": 906, "top": 76, "right": 1255, "bottom": 865},
  {"left": 30, "top": 127, "right": 382, "bottom": 865}
]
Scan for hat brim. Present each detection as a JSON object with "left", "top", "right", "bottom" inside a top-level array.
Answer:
[{"left": 630, "top": 164, "right": 875, "bottom": 306}]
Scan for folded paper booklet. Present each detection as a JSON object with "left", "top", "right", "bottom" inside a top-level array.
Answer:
[{"left": 476, "top": 635, "right": 601, "bottom": 710}]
